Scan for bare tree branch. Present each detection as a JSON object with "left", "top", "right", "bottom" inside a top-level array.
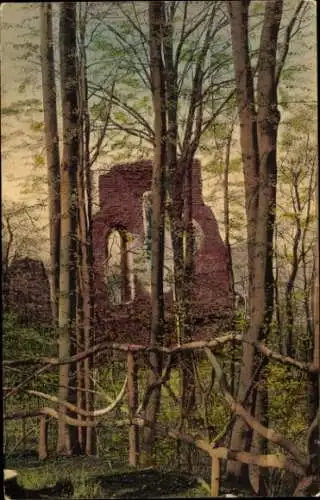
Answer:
[
  {"left": 4, "top": 333, "right": 317, "bottom": 373},
  {"left": 101, "top": 20, "right": 151, "bottom": 89},
  {"left": 204, "top": 348, "right": 309, "bottom": 470},
  {"left": 119, "top": 1, "right": 150, "bottom": 69},
  {"left": 25, "top": 376, "right": 127, "bottom": 417},
  {"left": 3, "top": 409, "right": 306, "bottom": 477},
  {"left": 89, "top": 79, "right": 116, "bottom": 167},
  {"left": 275, "top": 0, "right": 308, "bottom": 87},
  {"left": 3, "top": 215, "right": 14, "bottom": 272}
]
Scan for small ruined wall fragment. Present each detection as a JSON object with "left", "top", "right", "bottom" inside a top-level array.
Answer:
[{"left": 5, "top": 257, "right": 52, "bottom": 328}]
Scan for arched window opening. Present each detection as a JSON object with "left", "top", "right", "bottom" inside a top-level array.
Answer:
[{"left": 105, "top": 229, "right": 134, "bottom": 305}]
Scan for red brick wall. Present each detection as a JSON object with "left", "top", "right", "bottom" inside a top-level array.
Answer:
[
  {"left": 92, "top": 159, "right": 233, "bottom": 344},
  {"left": 5, "top": 257, "right": 53, "bottom": 328}
]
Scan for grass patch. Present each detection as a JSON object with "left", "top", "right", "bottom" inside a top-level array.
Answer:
[{"left": 5, "top": 456, "right": 210, "bottom": 498}]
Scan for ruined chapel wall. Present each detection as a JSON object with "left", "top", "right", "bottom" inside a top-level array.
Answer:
[{"left": 92, "top": 159, "right": 233, "bottom": 342}]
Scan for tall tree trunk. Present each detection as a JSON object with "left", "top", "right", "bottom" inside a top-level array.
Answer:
[
  {"left": 77, "top": 1, "right": 96, "bottom": 456},
  {"left": 224, "top": 123, "right": 236, "bottom": 306},
  {"left": 223, "top": 122, "right": 236, "bottom": 396},
  {"left": 75, "top": 252, "right": 85, "bottom": 450},
  {"left": 309, "top": 168, "right": 319, "bottom": 474},
  {"left": 285, "top": 175, "right": 302, "bottom": 357},
  {"left": 181, "top": 156, "right": 196, "bottom": 421},
  {"left": 252, "top": 8, "right": 282, "bottom": 489},
  {"left": 227, "top": 1, "right": 259, "bottom": 317},
  {"left": 162, "top": 2, "right": 221, "bottom": 424},
  {"left": 301, "top": 160, "right": 316, "bottom": 351},
  {"left": 40, "top": 3, "right": 61, "bottom": 325},
  {"left": 302, "top": 245, "right": 314, "bottom": 356},
  {"left": 274, "top": 223, "right": 283, "bottom": 354},
  {"left": 227, "top": 1, "right": 283, "bottom": 489},
  {"left": 162, "top": 4, "right": 185, "bottom": 347},
  {"left": 141, "top": 0, "right": 166, "bottom": 466},
  {"left": 57, "top": 2, "right": 80, "bottom": 455},
  {"left": 226, "top": 10, "right": 260, "bottom": 478},
  {"left": 163, "top": 4, "right": 196, "bottom": 422}
]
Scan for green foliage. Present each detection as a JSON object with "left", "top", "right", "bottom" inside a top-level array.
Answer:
[
  {"left": 2, "top": 99, "right": 42, "bottom": 116},
  {"left": 30, "top": 121, "right": 44, "bottom": 133},
  {"left": 281, "top": 64, "right": 310, "bottom": 85},
  {"left": 234, "top": 311, "right": 249, "bottom": 332},
  {"left": 3, "top": 312, "right": 55, "bottom": 361},
  {"left": 33, "top": 152, "right": 45, "bottom": 167},
  {"left": 4, "top": 312, "right": 58, "bottom": 455},
  {"left": 158, "top": 368, "right": 181, "bottom": 423},
  {"left": 5, "top": 456, "right": 210, "bottom": 498},
  {"left": 267, "top": 363, "right": 308, "bottom": 443},
  {"left": 193, "top": 357, "right": 231, "bottom": 437},
  {"left": 3, "top": 313, "right": 312, "bottom": 496}
]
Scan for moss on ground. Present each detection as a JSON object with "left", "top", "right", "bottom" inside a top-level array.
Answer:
[{"left": 5, "top": 456, "right": 211, "bottom": 498}]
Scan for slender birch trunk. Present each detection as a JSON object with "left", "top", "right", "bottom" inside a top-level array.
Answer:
[
  {"left": 141, "top": 0, "right": 166, "bottom": 465},
  {"left": 57, "top": 2, "right": 80, "bottom": 455},
  {"left": 40, "top": 3, "right": 61, "bottom": 325},
  {"left": 227, "top": 2, "right": 283, "bottom": 490}
]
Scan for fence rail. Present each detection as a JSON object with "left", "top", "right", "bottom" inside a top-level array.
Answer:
[{"left": 5, "top": 340, "right": 316, "bottom": 496}]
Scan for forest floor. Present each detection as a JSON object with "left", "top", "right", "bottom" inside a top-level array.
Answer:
[{"left": 4, "top": 455, "right": 211, "bottom": 498}]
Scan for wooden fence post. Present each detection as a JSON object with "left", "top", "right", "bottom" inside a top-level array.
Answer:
[
  {"left": 127, "top": 351, "right": 139, "bottom": 466},
  {"left": 211, "top": 456, "right": 220, "bottom": 497},
  {"left": 39, "top": 415, "right": 49, "bottom": 460}
]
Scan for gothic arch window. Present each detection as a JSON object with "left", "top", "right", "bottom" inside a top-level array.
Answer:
[{"left": 105, "top": 228, "right": 134, "bottom": 305}]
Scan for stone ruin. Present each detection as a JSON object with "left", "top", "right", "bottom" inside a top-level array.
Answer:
[
  {"left": 4, "top": 257, "right": 52, "bottom": 328},
  {"left": 92, "top": 159, "right": 233, "bottom": 344},
  {"left": 3, "top": 160, "right": 233, "bottom": 341}
]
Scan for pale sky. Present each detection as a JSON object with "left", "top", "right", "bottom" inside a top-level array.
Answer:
[{"left": 1, "top": 1, "right": 317, "bottom": 263}]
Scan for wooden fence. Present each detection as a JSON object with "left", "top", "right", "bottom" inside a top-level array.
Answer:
[{"left": 4, "top": 333, "right": 319, "bottom": 496}]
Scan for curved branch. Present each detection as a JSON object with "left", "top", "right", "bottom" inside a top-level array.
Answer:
[
  {"left": 210, "top": 447, "right": 305, "bottom": 477},
  {"left": 118, "top": 1, "right": 150, "bottom": 70},
  {"left": 275, "top": 0, "right": 307, "bottom": 87},
  {"left": 3, "top": 215, "right": 14, "bottom": 273},
  {"left": 3, "top": 333, "right": 239, "bottom": 368},
  {"left": 250, "top": 338, "right": 310, "bottom": 372},
  {"left": 138, "top": 354, "right": 173, "bottom": 413},
  {"left": 4, "top": 364, "right": 53, "bottom": 400},
  {"left": 4, "top": 335, "right": 318, "bottom": 403},
  {"left": 26, "top": 376, "right": 127, "bottom": 417},
  {"left": 3, "top": 408, "right": 306, "bottom": 477},
  {"left": 4, "top": 333, "right": 317, "bottom": 373},
  {"left": 130, "top": 416, "right": 305, "bottom": 476},
  {"left": 103, "top": 22, "right": 151, "bottom": 88},
  {"left": 89, "top": 83, "right": 155, "bottom": 140},
  {"left": 89, "top": 79, "right": 116, "bottom": 167},
  {"left": 108, "top": 119, "right": 154, "bottom": 145},
  {"left": 204, "top": 348, "right": 309, "bottom": 470}
]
